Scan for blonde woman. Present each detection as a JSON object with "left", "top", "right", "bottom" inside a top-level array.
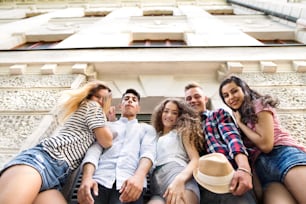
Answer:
[
  {"left": 0, "top": 81, "right": 113, "bottom": 204},
  {"left": 148, "top": 98, "right": 203, "bottom": 204}
]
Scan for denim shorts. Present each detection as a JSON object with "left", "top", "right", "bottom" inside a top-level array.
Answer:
[
  {"left": 0, "top": 144, "right": 71, "bottom": 192},
  {"left": 150, "top": 161, "right": 200, "bottom": 201},
  {"left": 255, "top": 145, "right": 306, "bottom": 187}
]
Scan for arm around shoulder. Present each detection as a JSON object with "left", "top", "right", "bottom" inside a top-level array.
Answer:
[{"left": 94, "top": 125, "right": 113, "bottom": 148}]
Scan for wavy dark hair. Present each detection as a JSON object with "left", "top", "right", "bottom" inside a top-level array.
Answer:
[
  {"left": 219, "top": 76, "right": 279, "bottom": 124},
  {"left": 151, "top": 98, "right": 204, "bottom": 151}
]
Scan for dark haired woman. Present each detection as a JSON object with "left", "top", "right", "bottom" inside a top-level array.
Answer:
[{"left": 219, "top": 75, "right": 306, "bottom": 204}]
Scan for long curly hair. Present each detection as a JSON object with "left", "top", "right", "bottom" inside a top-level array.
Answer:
[
  {"left": 151, "top": 98, "right": 204, "bottom": 151},
  {"left": 219, "top": 75, "right": 279, "bottom": 124},
  {"left": 57, "top": 80, "right": 112, "bottom": 123}
]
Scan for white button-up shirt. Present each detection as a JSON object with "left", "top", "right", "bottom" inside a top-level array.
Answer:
[{"left": 81, "top": 117, "right": 157, "bottom": 190}]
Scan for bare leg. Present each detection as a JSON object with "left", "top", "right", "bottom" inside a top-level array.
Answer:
[
  {"left": 284, "top": 166, "right": 306, "bottom": 204},
  {"left": 33, "top": 189, "right": 67, "bottom": 204},
  {"left": 253, "top": 173, "right": 263, "bottom": 203},
  {"left": 147, "top": 196, "right": 165, "bottom": 204},
  {"left": 0, "top": 165, "right": 41, "bottom": 204},
  {"left": 147, "top": 190, "right": 198, "bottom": 204},
  {"left": 185, "top": 189, "right": 199, "bottom": 204},
  {"left": 263, "top": 182, "right": 297, "bottom": 204}
]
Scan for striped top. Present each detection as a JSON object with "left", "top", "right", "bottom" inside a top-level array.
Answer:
[{"left": 40, "top": 100, "right": 106, "bottom": 170}]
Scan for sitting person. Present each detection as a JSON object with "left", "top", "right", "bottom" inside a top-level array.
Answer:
[
  {"left": 148, "top": 98, "right": 203, "bottom": 204},
  {"left": 77, "top": 88, "right": 157, "bottom": 204},
  {"left": 219, "top": 75, "right": 306, "bottom": 204},
  {"left": 0, "top": 81, "right": 113, "bottom": 204},
  {"left": 184, "top": 82, "right": 257, "bottom": 204}
]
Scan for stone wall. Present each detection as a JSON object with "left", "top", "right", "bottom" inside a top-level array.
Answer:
[
  {"left": 235, "top": 72, "right": 306, "bottom": 146},
  {"left": 0, "top": 74, "right": 86, "bottom": 168},
  {"left": 0, "top": 72, "right": 305, "bottom": 169}
]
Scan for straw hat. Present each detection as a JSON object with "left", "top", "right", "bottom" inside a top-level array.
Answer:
[{"left": 193, "top": 153, "right": 234, "bottom": 194}]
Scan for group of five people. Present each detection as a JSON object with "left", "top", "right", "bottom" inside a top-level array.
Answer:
[{"left": 0, "top": 75, "right": 305, "bottom": 204}]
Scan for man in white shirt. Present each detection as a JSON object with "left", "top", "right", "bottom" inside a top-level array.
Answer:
[{"left": 77, "top": 89, "right": 157, "bottom": 204}]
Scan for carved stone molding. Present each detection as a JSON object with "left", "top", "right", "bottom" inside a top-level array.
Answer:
[
  {"left": 234, "top": 72, "right": 306, "bottom": 86},
  {"left": 254, "top": 87, "right": 306, "bottom": 110},
  {"left": 232, "top": 73, "right": 306, "bottom": 109},
  {"left": 0, "top": 74, "right": 81, "bottom": 88},
  {"left": 0, "top": 89, "right": 61, "bottom": 111},
  {"left": 0, "top": 114, "right": 44, "bottom": 166}
]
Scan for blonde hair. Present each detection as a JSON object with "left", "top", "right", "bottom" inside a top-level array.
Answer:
[
  {"left": 57, "top": 81, "right": 112, "bottom": 123},
  {"left": 184, "top": 81, "right": 203, "bottom": 92}
]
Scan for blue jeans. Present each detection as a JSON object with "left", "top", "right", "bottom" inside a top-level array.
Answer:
[
  {"left": 255, "top": 145, "right": 306, "bottom": 188},
  {"left": 150, "top": 162, "right": 200, "bottom": 201},
  {"left": 1, "top": 144, "right": 71, "bottom": 191}
]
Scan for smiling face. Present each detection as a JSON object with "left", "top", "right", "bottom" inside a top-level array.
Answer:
[
  {"left": 184, "top": 87, "right": 208, "bottom": 114},
  {"left": 220, "top": 81, "right": 245, "bottom": 110},
  {"left": 162, "top": 101, "right": 179, "bottom": 134}
]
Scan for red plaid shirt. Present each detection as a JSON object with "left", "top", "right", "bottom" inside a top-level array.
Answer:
[{"left": 200, "top": 108, "right": 249, "bottom": 168}]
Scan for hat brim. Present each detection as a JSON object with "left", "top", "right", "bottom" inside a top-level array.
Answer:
[{"left": 193, "top": 168, "right": 231, "bottom": 194}]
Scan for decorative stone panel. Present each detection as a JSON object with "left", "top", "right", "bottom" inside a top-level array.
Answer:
[
  {"left": 0, "top": 114, "right": 44, "bottom": 166},
  {"left": 233, "top": 73, "right": 306, "bottom": 109},
  {"left": 0, "top": 74, "right": 80, "bottom": 88},
  {"left": 234, "top": 72, "right": 306, "bottom": 86},
  {"left": 0, "top": 115, "right": 44, "bottom": 150},
  {"left": 278, "top": 113, "right": 306, "bottom": 147},
  {"left": 253, "top": 87, "right": 306, "bottom": 110},
  {"left": 0, "top": 89, "right": 62, "bottom": 111}
]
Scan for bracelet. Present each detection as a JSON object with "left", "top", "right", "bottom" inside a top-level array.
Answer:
[{"left": 237, "top": 167, "right": 253, "bottom": 177}]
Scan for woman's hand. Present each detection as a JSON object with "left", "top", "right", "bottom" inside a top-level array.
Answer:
[
  {"left": 232, "top": 110, "right": 242, "bottom": 125},
  {"left": 163, "top": 177, "right": 186, "bottom": 204}
]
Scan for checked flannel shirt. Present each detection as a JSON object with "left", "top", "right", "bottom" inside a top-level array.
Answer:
[{"left": 200, "top": 108, "right": 248, "bottom": 168}]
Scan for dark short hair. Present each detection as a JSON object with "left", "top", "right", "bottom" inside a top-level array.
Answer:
[{"left": 122, "top": 88, "right": 141, "bottom": 101}]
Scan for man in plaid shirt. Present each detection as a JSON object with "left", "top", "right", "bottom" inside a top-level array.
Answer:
[{"left": 184, "top": 82, "right": 257, "bottom": 204}]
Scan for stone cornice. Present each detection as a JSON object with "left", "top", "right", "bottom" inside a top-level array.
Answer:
[
  {"left": 1, "top": 46, "right": 306, "bottom": 63},
  {"left": 0, "top": 46, "right": 306, "bottom": 75}
]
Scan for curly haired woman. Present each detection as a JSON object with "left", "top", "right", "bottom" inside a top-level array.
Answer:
[{"left": 148, "top": 98, "right": 203, "bottom": 204}]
